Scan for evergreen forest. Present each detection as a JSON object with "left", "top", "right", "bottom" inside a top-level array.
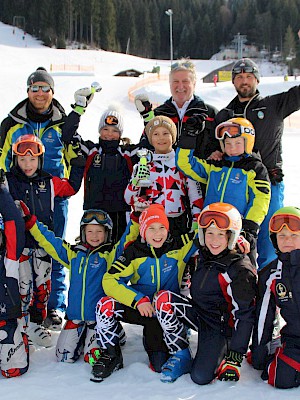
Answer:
[{"left": 1, "top": 0, "right": 300, "bottom": 64}]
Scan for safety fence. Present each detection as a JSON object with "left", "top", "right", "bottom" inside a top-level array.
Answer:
[{"left": 128, "top": 74, "right": 168, "bottom": 108}]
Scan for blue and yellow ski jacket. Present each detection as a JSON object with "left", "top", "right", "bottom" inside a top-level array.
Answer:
[
  {"left": 103, "top": 233, "right": 198, "bottom": 308},
  {"left": 176, "top": 148, "right": 270, "bottom": 225},
  {"left": 28, "top": 219, "right": 139, "bottom": 321}
]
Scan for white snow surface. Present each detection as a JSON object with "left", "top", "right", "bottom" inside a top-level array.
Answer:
[{"left": 1, "top": 21, "right": 300, "bottom": 399}]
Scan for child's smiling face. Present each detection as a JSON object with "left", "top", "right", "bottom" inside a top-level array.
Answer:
[
  {"left": 204, "top": 225, "right": 229, "bottom": 255},
  {"left": 145, "top": 222, "right": 168, "bottom": 248}
]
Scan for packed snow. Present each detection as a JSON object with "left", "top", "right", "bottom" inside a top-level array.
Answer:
[{"left": 1, "top": 21, "right": 300, "bottom": 400}]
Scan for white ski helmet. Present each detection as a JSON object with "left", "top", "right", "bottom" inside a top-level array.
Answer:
[{"left": 198, "top": 202, "right": 242, "bottom": 250}]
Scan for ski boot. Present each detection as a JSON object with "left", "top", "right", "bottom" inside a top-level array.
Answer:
[
  {"left": 160, "top": 348, "right": 192, "bottom": 383},
  {"left": 90, "top": 345, "right": 123, "bottom": 383},
  {"left": 27, "top": 321, "right": 52, "bottom": 348},
  {"left": 43, "top": 309, "right": 63, "bottom": 331}
]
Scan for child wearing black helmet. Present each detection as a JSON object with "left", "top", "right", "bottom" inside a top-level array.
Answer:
[
  {"left": 16, "top": 203, "right": 139, "bottom": 375},
  {"left": 251, "top": 206, "right": 300, "bottom": 389}
]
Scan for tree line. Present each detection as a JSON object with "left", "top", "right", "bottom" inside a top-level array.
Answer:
[{"left": 1, "top": 0, "right": 300, "bottom": 64}]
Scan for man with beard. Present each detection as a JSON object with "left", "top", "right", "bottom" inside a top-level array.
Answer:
[{"left": 214, "top": 58, "right": 300, "bottom": 270}]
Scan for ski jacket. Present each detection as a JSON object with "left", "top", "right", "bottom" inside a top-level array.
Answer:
[
  {"left": 190, "top": 248, "right": 257, "bottom": 355},
  {"left": 5, "top": 165, "right": 83, "bottom": 248},
  {"left": 103, "top": 232, "right": 198, "bottom": 308},
  {"left": 83, "top": 140, "right": 139, "bottom": 212},
  {"left": 0, "top": 98, "right": 68, "bottom": 178},
  {"left": 0, "top": 186, "right": 25, "bottom": 320},
  {"left": 28, "top": 218, "right": 139, "bottom": 321},
  {"left": 176, "top": 148, "right": 270, "bottom": 225},
  {"left": 140, "top": 95, "right": 219, "bottom": 159},
  {"left": 125, "top": 150, "right": 203, "bottom": 223},
  {"left": 252, "top": 251, "right": 300, "bottom": 369},
  {"left": 215, "top": 86, "right": 300, "bottom": 175}
]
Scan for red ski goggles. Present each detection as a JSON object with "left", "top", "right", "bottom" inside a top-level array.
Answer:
[
  {"left": 269, "top": 214, "right": 300, "bottom": 233},
  {"left": 215, "top": 124, "right": 241, "bottom": 140},
  {"left": 12, "top": 140, "right": 44, "bottom": 157},
  {"left": 198, "top": 210, "right": 231, "bottom": 230}
]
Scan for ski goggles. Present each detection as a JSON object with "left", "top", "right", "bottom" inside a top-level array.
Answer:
[
  {"left": 12, "top": 140, "right": 44, "bottom": 156},
  {"left": 215, "top": 124, "right": 241, "bottom": 140},
  {"left": 28, "top": 85, "right": 52, "bottom": 93},
  {"left": 232, "top": 66, "right": 258, "bottom": 75},
  {"left": 269, "top": 214, "right": 300, "bottom": 233},
  {"left": 82, "top": 210, "right": 110, "bottom": 225},
  {"left": 198, "top": 210, "right": 231, "bottom": 230}
]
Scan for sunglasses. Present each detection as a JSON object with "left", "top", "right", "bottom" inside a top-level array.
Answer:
[
  {"left": 198, "top": 210, "right": 231, "bottom": 230},
  {"left": 232, "top": 66, "right": 257, "bottom": 75},
  {"left": 171, "top": 61, "right": 195, "bottom": 71},
  {"left": 28, "top": 85, "right": 52, "bottom": 93},
  {"left": 269, "top": 214, "right": 300, "bottom": 233},
  {"left": 13, "top": 140, "right": 44, "bottom": 156},
  {"left": 82, "top": 210, "right": 109, "bottom": 225}
]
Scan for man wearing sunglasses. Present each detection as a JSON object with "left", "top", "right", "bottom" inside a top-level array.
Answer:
[
  {"left": 0, "top": 67, "right": 70, "bottom": 332},
  {"left": 214, "top": 58, "right": 300, "bottom": 270}
]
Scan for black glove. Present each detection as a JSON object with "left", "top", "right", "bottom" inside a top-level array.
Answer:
[
  {"left": 0, "top": 169, "right": 5, "bottom": 185},
  {"left": 242, "top": 219, "right": 259, "bottom": 250},
  {"left": 218, "top": 350, "right": 243, "bottom": 381},
  {"left": 183, "top": 114, "right": 207, "bottom": 137},
  {"left": 268, "top": 168, "right": 284, "bottom": 185},
  {"left": 134, "top": 94, "right": 154, "bottom": 123}
]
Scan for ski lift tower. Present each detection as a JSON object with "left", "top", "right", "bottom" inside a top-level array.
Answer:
[{"left": 233, "top": 33, "right": 247, "bottom": 59}]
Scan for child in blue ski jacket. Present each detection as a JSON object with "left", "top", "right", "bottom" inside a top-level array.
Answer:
[
  {"left": 91, "top": 204, "right": 199, "bottom": 382},
  {"left": 18, "top": 203, "right": 139, "bottom": 376}
]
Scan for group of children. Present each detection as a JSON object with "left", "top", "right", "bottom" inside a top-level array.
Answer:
[{"left": 0, "top": 87, "right": 299, "bottom": 391}]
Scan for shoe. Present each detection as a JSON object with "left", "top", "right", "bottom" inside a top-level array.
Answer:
[
  {"left": 27, "top": 322, "right": 52, "bottom": 348},
  {"left": 148, "top": 351, "right": 169, "bottom": 372},
  {"left": 160, "top": 348, "right": 192, "bottom": 383},
  {"left": 43, "top": 309, "right": 63, "bottom": 331},
  {"left": 90, "top": 346, "right": 123, "bottom": 383}
]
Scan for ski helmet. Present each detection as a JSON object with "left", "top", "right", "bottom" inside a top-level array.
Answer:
[
  {"left": 269, "top": 206, "right": 300, "bottom": 251},
  {"left": 198, "top": 202, "right": 242, "bottom": 250},
  {"left": 231, "top": 58, "right": 260, "bottom": 83},
  {"left": 80, "top": 209, "right": 113, "bottom": 244},
  {"left": 215, "top": 117, "right": 255, "bottom": 155},
  {"left": 12, "top": 134, "right": 45, "bottom": 170}
]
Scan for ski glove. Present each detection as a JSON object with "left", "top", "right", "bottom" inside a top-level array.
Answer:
[
  {"left": 16, "top": 200, "right": 37, "bottom": 230},
  {"left": 218, "top": 350, "right": 243, "bottom": 381},
  {"left": 134, "top": 94, "right": 154, "bottom": 123},
  {"left": 132, "top": 162, "right": 151, "bottom": 187},
  {"left": 133, "top": 196, "right": 150, "bottom": 212},
  {"left": 72, "top": 87, "right": 95, "bottom": 115},
  {"left": 183, "top": 114, "right": 207, "bottom": 137}
]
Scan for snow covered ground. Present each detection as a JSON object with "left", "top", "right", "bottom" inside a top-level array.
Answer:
[{"left": 1, "top": 21, "right": 300, "bottom": 399}]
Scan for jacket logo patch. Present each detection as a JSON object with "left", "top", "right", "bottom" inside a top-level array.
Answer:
[
  {"left": 93, "top": 154, "right": 101, "bottom": 166},
  {"left": 230, "top": 172, "right": 242, "bottom": 184},
  {"left": 276, "top": 282, "right": 288, "bottom": 300},
  {"left": 38, "top": 181, "right": 46, "bottom": 190},
  {"left": 257, "top": 111, "right": 264, "bottom": 119},
  {"left": 0, "top": 302, "right": 6, "bottom": 314}
]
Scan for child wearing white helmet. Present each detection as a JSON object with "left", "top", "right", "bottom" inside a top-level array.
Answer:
[{"left": 154, "top": 202, "right": 256, "bottom": 384}]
